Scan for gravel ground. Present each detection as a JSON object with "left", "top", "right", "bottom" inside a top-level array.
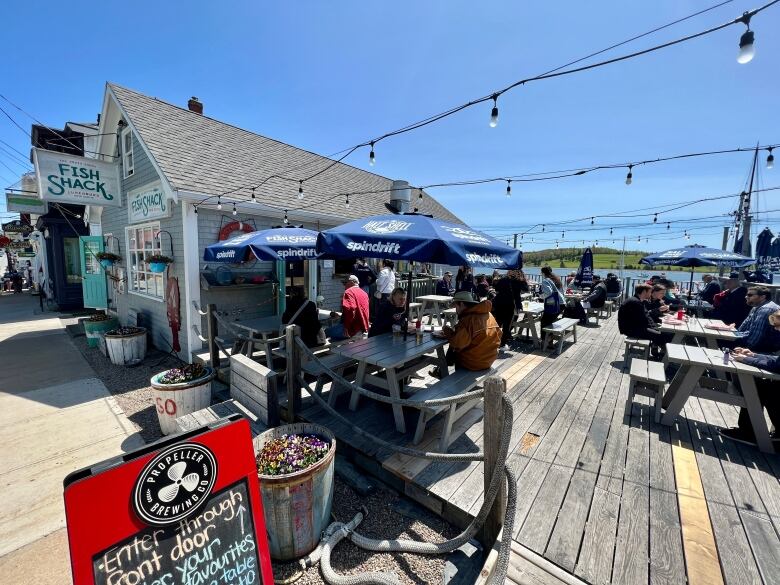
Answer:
[
  {"left": 272, "top": 480, "right": 459, "bottom": 585},
  {"left": 67, "top": 320, "right": 463, "bottom": 584}
]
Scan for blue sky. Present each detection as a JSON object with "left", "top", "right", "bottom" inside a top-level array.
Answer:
[{"left": 1, "top": 0, "right": 778, "bottom": 252}]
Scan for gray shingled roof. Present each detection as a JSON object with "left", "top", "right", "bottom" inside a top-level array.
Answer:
[{"left": 109, "top": 83, "right": 461, "bottom": 224}]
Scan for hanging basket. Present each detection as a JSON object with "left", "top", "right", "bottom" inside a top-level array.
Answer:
[
  {"left": 149, "top": 262, "right": 167, "bottom": 273},
  {"left": 99, "top": 259, "right": 115, "bottom": 269}
]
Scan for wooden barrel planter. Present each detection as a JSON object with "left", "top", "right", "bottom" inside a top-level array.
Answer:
[
  {"left": 150, "top": 367, "right": 215, "bottom": 435},
  {"left": 104, "top": 328, "right": 147, "bottom": 366},
  {"left": 254, "top": 423, "right": 336, "bottom": 561},
  {"left": 83, "top": 317, "right": 119, "bottom": 348}
]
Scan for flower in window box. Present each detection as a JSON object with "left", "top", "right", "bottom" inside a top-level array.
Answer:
[{"left": 147, "top": 254, "right": 173, "bottom": 273}]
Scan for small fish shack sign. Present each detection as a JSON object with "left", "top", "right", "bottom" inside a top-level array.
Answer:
[
  {"left": 63, "top": 417, "right": 274, "bottom": 585},
  {"left": 128, "top": 182, "right": 171, "bottom": 224},
  {"left": 34, "top": 148, "right": 121, "bottom": 207}
]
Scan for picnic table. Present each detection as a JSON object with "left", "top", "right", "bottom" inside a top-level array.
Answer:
[
  {"left": 512, "top": 301, "right": 544, "bottom": 347},
  {"left": 328, "top": 332, "right": 448, "bottom": 433},
  {"left": 685, "top": 299, "right": 712, "bottom": 317},
  {"left": 416, "top": 294, "right": 454, "bottom": 326},
  {"left": 661, "top": 343, "right": 780, "bottom": 453},
  {"left": 657, "top": 316, "right": 739, "bottom": 349}
]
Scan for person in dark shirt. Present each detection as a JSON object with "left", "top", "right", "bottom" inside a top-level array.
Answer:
[
  {"left": 697, "top": 274, "right": 721, "bottom": 304},
  {"left": 368, "top": 287, "right": 410, "bottom": 337},
  {"left": 711, "top": 273, "right": 751, "bottom": 327},
  {"left": 618, "top": 284, "right": 672, "bottom": 353},
  {"left": 719, "top": 309, "right": 780, "bottom": 445},
  {"left": 491, "top": 273, "right": 518, "bottom": 347},
  {"left": 605, "top": 273, "right": 622, "bottom": 299},
  {"left": 282, "top": 287, "right": 323, "bottom": 347},
  {"left": 581, "top": 275, "right": 607, "bottom": 309},
  {"left": 352, "top": 258, "right": 376, "bottom": 295},
  {"left": 436, "top": 271, "right": 455, "bottom": 296},
  {"left": 645, "top": 284, "right": 670, "bottom": 324}
]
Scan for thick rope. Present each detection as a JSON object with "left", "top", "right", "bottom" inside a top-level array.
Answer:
[{"left": 295, "top": 337, "right": 487, "bottom": 408}]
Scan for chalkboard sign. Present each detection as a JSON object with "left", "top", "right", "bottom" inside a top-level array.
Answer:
[
  {"left": 93, "top": 480, "right": 260, "bottom": 585},
  {"left": 64, "top": 417, "right": 274, "bottom": 585}
]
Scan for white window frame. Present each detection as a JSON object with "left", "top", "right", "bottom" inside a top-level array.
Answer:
[
  {"left": 121, "top": 126, "right": 134, "bottom": 178},
  {"left": 125, "top": 221, "right": 165, "bottom": 301}
]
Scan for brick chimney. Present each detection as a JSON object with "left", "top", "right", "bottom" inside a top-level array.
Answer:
[{"left": 187, "top": 97, "right": 203, "bottom": 115}]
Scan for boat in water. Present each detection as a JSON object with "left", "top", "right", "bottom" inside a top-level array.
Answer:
[{"left": 637, "top": 271, "right": 650, "bottom": 279}]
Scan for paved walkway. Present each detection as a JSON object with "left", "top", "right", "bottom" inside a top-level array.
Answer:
[{"left": 0, "top": 292, "right": 143, "bottom": 585}]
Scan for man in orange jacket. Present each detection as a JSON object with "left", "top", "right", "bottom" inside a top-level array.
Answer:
[{"left": 431, "top": 291, "right": 502, "bottom": 377}]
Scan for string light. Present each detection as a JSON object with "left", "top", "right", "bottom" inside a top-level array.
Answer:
[
  {"left": 194, "top": 206, "right": 198, "bottom": 214},
  {"left": 610, "top": 228, "right": 613, "bottom": 235},
  {"left": 667, "top": 222, "right": 671, "bottom": 230},
  {"left": 506, "top": 180, "right": 511, "bottom": 198},
  {"left": 768, "top": 147, "right": 775, "bottom": 169},
  {"left": 345, "top": 194, "right": 350, "bottom": 210},
  {"left": 251, "top": 187, "right": 257, "bottom": 203},
  {"left": 737, "top": 13, "right": 755, "bottom": 64},
  {"left": 283, "top": 210, "right": 289, "bottom": 225},
  {"left": 561, "top": 231, "right": 565, "bottom": 238},
  {"left": 653, "top": 213, "right": 658, "bottom": 223},
  {"left": 217, "top": 196, "right": 222, "bottom": 210},
  {"left": 418, "top": 189, "right": 424, "bottom": 202},
  {"left": 489, "top": 94, "right": 499, "bottom": 128},
  {"left": 369, "top": 142, "right": 375, "bottom": 166},
  {"left": 232, "top": 202, "right": 237, "bottom": 216},
  {"left": 541, "top": 224, "right": 545, "bottom": 232},
  {"left": 298, "top": 180, "right": 304, "bottom": 200},
  {"left": 625, "top": 165, "right": 633, "bottom": 185},
  {"left": 590, "top": 217, "right": 595, "bottom": 225}
]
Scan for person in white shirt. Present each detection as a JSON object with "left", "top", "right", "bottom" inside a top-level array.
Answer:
[{"left": 374, "top": 260, "right": 396, "bottom": 302}]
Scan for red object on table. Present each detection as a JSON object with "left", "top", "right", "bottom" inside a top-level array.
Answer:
[{"left": 677, "top": 310, "right": 685, "bottom": 320}]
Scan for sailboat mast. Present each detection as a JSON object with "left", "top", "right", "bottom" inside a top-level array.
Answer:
[{"left": 740, "top": 146, "right": 759, "bottom": 256}]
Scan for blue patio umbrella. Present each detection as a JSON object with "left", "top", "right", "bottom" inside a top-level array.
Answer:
[
  {"left": 755, "top": 227, "right": 777, "bottom": 280},
  {"left": 316, "top": 213, "right": 522, "bottom": 269},
  {"left": 203, "top": 226, "right": 318, "bottom": 263},
  {"left": 575, "top": 248, "right": 594, "bottom": 286},
  {"left": 640, "top": 244, "right": 755, "bottom": 300}
]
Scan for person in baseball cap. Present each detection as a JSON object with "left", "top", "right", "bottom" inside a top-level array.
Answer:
[{"left": 436, "top": 271, "right": 455, "bottom": 296}]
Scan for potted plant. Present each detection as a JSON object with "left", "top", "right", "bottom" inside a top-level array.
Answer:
[
  {"left": 104, "top": 326, "right": 147, "bottom": 366},
  {"left": 83, "top": 312, "right": 119, "bottom": 348},
  {"left": 150, "top": 363, "right": 215, "bottom": 435},
  {"left": 96, "top": 251, "right": 121, "bottom": 269},
  {"left": 147, "top": 254, "right": 173, "bottom": 273},
  {"left": 254, "top": 424, "right": 336, "bottom": 560}
]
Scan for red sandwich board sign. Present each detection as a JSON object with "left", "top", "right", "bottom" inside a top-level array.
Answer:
[{"left": 63, "top": 416, "right": 274, "bottom": 585}]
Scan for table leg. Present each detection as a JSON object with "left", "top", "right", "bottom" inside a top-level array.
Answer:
[
  {"left": 422, "top": 301, "right": 433, "bottom": 325},
  {"left": 434, "top": 303, "right": 444, "bottom": 326},
  {"left": 386, "top": 367, "right": 407, "bottom": 433},
  {"left": 436, "top": 346, "right": 448, "bottom": 376},
  {"left": 736, "top": 373, "right": 773, "bottom": 453},
  {"left": 660, "top": 364, "right": 705, "bottom": 425},
  {"left": 530, "top": 319, "right": 541, "bottom": 348},
  {"left": 349, "top": 361, "right": 367, "bottom": 411},
  {"left": 672, "top": 332, "right": 684, "bottom": 345},
  {"left": 704, "top": 337, "right": 719, "bottom": 350}
]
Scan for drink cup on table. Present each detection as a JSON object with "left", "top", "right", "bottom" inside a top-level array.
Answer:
[{"left": 392, "top": 324, "right": 401, "bottom": 337}]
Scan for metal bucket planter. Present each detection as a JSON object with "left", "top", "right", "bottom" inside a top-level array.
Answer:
[
  {"left": 104, "top": 328, "right": 147, "bottom": 366},
  {"left": 150, "top": 367, "right": 215, "bottom": 435},
  {"left": 84, "top": 317, "right": 119, "bottom": 348},
  {"left": 149, "top": 262, "right": 168, "bottom": 273},
  {"left": 254, "top": 423, "right": 336, "bottom": 561}
]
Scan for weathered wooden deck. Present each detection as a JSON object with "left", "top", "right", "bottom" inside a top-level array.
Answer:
[{"left": 301, "top": 315, "right": 780, "bottom": 585}]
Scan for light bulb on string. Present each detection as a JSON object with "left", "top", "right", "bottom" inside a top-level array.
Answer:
[
  {"left": 345, "top": 195, "right": 350, "bottom": 210},
  {"left": 232, "top": 202, "right": 237, "bottom": 216},
  {"left": 561, "top": 231, "right": 565, "bottom": 238},
  {"left": 369, "top": 142, "right": 375, "bottom": 166},
  {"left": 506, "top": 180, "right": 511, "bottom": 198},
  {"left": 609, "top": 228, "right": 613, "bottom": 235},
  {"left": 737, "top": 13, "right": 755, "bottom": 64},
  {"left": 541, "top": 224, "right": 545, "bottom": 232},
  {"left": 768, "top": 148, "right": 775, "bottom": 169},
  {"left": 591, "top": 217, "right": 594, "bottom": 225},
  {"left": 653, "top": 213, "right": 658, "bottom": 223},
  {"left": 217, "top": 197, "right": 222, "bottom": 211},
  {"left": 194, "top": 206, "right": 198, "bottom": 214},
  {"left": 283, "top": 210, "right": 288, "bottom": 225},
  {"left": 667, "top": 222, "right": 671, "bottom": 230},
  {"left": 489, "top": 94, "right": 499, "bottom": 128},
  {"left": 595, "top": 241, "right": 599, "bottom": 246},
  {"left": 298, "top": 180, "right": 304, "bottom": 200},
  {"left": 418, "top": 189, "right": 424, "bottom": 202},
  {"left": 251, "top": 187, "right": 257, "bottom": 203},
  {"left": 625, "top": 165, "right": 633, "bottom": 185},
  {"left": 555, "top": 241, "right": 559, "bottom": 249}
]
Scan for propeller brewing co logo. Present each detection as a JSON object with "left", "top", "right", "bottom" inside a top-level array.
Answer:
[{"left": 133, "top": 443, "right": 218, "bottom": 526}]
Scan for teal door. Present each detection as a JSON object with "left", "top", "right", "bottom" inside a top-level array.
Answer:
[{"left": 79, "top": 236, "right": 108, "bottom": 309}]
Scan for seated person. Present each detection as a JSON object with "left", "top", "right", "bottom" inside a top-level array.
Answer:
[
  {"left": 326, "top": 275, "right": 370, "bottom": 340},
  {"left": 658, "top": 278, "right": 684, "bottom": 310},
  {"left": 711, "top": 273, "right": 751, "bottom": 326},
  {"left": 644, "top": 284, "right": 670, "bottom": 324},
  {"left": 368, "top": 287, "right": 410, "bottom": 337},
  {"left": 697, "top": 274, "right": 721, "bottom": 304},
  {"left": 605, "top": 273, "right": 622, "bottom": 299},
  {"left": 436, "top": 271, "right": 455, "bottom": 296},
  {"left": 719, "top": 309, "right": 780, "bottom": 445},
  {"left": 430, "top": 291, "right": 501, "bottom": 377},
  {"left": 729, "top": 285, "right": 780, "bottom": 352},
  {"left": 581, "top": 275, "right": 607, "bottom": 309},
  {"left": 282, "top": 286, "right": 323, "bottom": 347},
  {"left": 618, "top": 284, "right": 673, "bottom": 353}
]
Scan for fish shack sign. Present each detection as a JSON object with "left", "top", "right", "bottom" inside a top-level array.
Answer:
[
  {"left": 128, "top": 182, "right": 171, "bottom": 223},
  {"left": 34, "top": 148, "right": 121, "bottom": 207}
]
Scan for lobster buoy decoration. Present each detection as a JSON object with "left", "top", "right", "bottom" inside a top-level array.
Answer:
[{"left": 218, "top": 221, "right": 254, "bottom": 241}]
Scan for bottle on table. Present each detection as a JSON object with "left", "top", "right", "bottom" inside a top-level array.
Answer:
[{"left": 416, "top": 318, "right": 423, "bottom": 342}]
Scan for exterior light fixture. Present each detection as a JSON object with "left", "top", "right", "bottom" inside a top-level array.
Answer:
[{"left": 489, "top": 94, "right": 499, "bottom": 128}]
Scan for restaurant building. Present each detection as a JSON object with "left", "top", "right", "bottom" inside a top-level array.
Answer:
[{"left": 35, "top": 83, "right": 459, "bottom": 361}]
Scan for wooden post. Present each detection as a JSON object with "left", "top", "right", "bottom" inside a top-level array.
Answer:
[
  {"left": 479, "top": 375, "right": 507, "bottom": 550},
  {"left": 285, "top": 324, "right": 301, "bottom": 423},
  {"left": 206, "top": 303, "right": 219, "bottom": 370}
]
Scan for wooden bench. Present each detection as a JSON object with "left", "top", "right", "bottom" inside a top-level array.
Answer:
[
  {"left": 627, "top": 358, "right": 666, "bottom": 423},
  {"left": 542, "top": 317, "right": 579, "bottom": 354},
  {"left": 229, "top": 354, "right": 279, "bottom": 426},
  {"left": 407, "top": 368, "right": 491, "bottom": 451},
  {"left": 623, "top": 337, "right": 651, "bottom": 367},
  {"left": 173, "top": 399, "right": 269, "bottom": 436},
  {"left": 601, "top": 300, "right": 615, "bottom": 318},
  {"left": 301, "top": 354, "right": 358, "bottom": 406},
  {"left": 584, "top": 307, "right": 601, "bottom": 325},
  {"left": 442, "top": 307, "right": 458, "bottom": 325}
]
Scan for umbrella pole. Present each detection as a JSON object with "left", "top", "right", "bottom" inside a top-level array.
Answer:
[
  {"left": 688, "top": 268, "right": 694, "bottom": 302},
  {"left": 404, "top": 262, "right": 413, "bottom": 339}
]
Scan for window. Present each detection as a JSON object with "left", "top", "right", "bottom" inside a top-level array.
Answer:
[
  {"left": 121, "top": 127, "right": 134, "bottom": 177},
  {"left": 63, "top": 237, "right": 82, "bottom": 284},
  {"left": 126, "top": 222, "right": 164, "bottom": 300}
]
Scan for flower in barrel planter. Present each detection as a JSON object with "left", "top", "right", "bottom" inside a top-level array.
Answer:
[
  {"left": 147, "top": 254, "right": 173, "bottom": 273},
  {"left": 150, "top": 363, "right": 215, "bottom": 435},
  {"left": 256, "top": 433, "right": 330, "bottom": 476},
  {"left": 96, "top": 251, "right": 121, "bottom": 269},
  {"left": 106, "top": 326, "right": 144, "bottom": 336},
  {"left": 104, "top": 326, "right": 147, "bottom": 366}
]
